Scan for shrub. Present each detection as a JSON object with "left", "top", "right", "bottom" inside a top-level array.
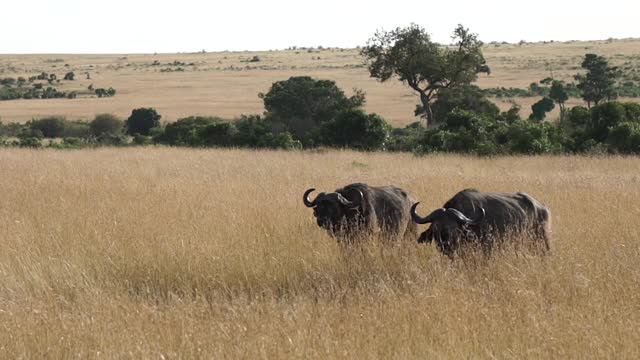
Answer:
[
  {"left": 386, "top": 122, "right": 425, "bottom": 152},
  {"left": 588, "top": 101, "right": 626, "bottom": 142},
  {"left": 97, "top": 133, "right": 128, "bottom": 146},
  {"left": 505, "top": 120, "right": 560, "bottom": 154},
  {"left": 0, "top": 122, "right": 26, "bottom": 137},
  {"left": 28, "top": 116, "right": 67, "bottom": 138},
  {"left": 19, "top": 137, "right": 42, "bottom": 148},
  {"left": 125, "top": 108, "right": 161, "bottom": 136},
  {"left": 199, "top": 122, "right": 238, "bottom": 147},
  {"left": 234, "top": 115, "right": 272, "bottom": 147},
  {"left": 427, "top": 85, "right": 500, "bottom": 124},
  {"left": 62, "top": 120, "right": 91, "bottom": 138},
  {"left": 18, "top": 127, "right": 44, "bottom": 140},
  {"left": 133, "top": 134, "right": 152, "bottom": 145},
  {"left": 90, "top": 114, "right": 123, "bottom": 136},
  {"left": 154, "top": 116, "right": 224, "bottom": 146},
  {"left": 419, "top": 109, "right": 503, "bottom": 154},
  {"left": 318, "top": 109, "right": 390, "bottom": 151},
  {"left": 263, "top": 132, "right": 302, "bottom": 150},
  {"left": 607, "top": 122, "right": 640, "bottom": 153},
  {"left": 63, "top": 72, "right": 75, "bottom": 80}
]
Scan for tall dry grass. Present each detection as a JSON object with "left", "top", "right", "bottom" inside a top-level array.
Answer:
[{"left": 0, "top": 148, "right": 639, "bottom": 358}]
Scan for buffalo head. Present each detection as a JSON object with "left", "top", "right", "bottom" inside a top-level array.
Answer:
[
  {"left": 411, "top": 202, "right": 485, "bottom": 256},
  {"left": 303, "top": 187, "right": 364, "bottom": 233}
]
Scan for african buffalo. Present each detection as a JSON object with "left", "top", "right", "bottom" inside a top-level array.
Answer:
[
  {"left": 303, "top": 183, "right": 418, "bottom": 241},
  {"left": 411, "top": 189, "right": 551, "bottom": 257}
]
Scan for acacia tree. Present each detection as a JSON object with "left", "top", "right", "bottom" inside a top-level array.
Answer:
[
  {"left": 575, "top": 54, "right": 619, "bottom": 108},
  {"left": 361, "top": 24, "right": 489, "bottom": 127}
]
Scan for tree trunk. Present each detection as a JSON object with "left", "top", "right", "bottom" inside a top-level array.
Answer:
[{"left": 419, "top": 91, "right": 434, "bottom": 127}]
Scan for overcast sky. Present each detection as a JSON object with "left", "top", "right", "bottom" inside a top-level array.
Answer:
[{"left": 2, "top": 0, "right": 639, "bottom": 54}]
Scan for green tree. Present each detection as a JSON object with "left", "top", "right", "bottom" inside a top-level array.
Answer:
[
  {"left": 125, "top": 108, "right": 161, "bottom": 136},
  {"left": 529, "top": 97, "right": 555, "bottom": 121},
  {"left": 575, "top": 54, "right": 619, "bottom": 108},
  {"left": 361, "top": 24, "right": 489, "bottom": 127},
  {"left": 90, "top": 113, "right": 124, "bottom": 136},
  {"left": 549, "top": 80, "right": 569, "bottom": 123},
  {"left": 259, "top": 76, "right": 364, "bottom": 140}
]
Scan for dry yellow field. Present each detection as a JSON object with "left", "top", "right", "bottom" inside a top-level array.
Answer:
[
  {"left": 1, "top": 38, "right": 639, "bottom": 126},
  {"left": 1, "top": 148, "right": 638, "bottom": 358}
]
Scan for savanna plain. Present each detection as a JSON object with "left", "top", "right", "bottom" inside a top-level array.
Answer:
[
  {"left": 1, "top": 148, "right": 639, "bottom": 358},
  {"left": 1, "top": 38, "right": 640, "bottom": 125}
]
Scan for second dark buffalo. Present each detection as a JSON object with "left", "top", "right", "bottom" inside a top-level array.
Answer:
[
  {"left": 411, "top": 189, "right": 552, "bottom": 257},
  {"left": 303, "top": 183, "right": 418, "bottom": 242}
]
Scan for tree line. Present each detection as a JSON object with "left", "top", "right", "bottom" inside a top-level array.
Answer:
[
  {"left": 1, "top": 24, "right": 639, "bottom": 154},
  {"left": 0, "top": 71, "right": 115, "bottom": 100}
]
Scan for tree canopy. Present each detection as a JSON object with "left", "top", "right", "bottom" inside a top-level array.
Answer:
[
  {"left": 259, "top": 76, "right": 364, "bottom": 140},
  {"left": 361, "top": 24, "right": 489, "bottom": 127},
  {"left": 125, "top": 108, "right": 161, "bottom": 136},
  {"left": 575, "top": 53, "right": 619, "bottom": 108}
]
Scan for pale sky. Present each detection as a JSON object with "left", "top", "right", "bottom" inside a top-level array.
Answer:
[{"left": 2, "top": 0, "right": 639, "bottom": 54}]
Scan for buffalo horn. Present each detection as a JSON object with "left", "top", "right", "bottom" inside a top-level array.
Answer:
[
  {"left": 338, "top": 189, "right": 364, "bottom": 208},
  {"left": 445, "top": 207, "right": 485, "bottom": 225},
  {"left": 303, "top": 188, "right": 320, "bottom": 207},
  {"left": 411, "top": 203, "right": 446, "bottom": 224}
]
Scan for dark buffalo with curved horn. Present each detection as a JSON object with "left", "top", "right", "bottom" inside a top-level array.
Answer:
[
  {"left": 411, "top": 189, "right": 551, "bottom": 257},
  {"left": 303, "top": 183, "right": 418, "bottom": 241}
]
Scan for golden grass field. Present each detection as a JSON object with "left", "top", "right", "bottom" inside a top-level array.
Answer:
[
  {"left": 1, "top": 148, "right": 639, "bottom": 358},
  {"left": 1, "top": 38, "right": 640, "bottom": 126}
]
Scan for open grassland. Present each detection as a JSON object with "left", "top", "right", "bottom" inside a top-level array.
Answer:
[
  {"left": 0, "top": 148, "right": 639, "bottom": 358},
  {"left": 1, "top": 39, "right": 640, "bottom": 126}
]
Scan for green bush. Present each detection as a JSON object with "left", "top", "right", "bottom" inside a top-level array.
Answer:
[
  {"left": 62, "top": 137, "right": 83, "bottom": 146},
  {"left": 420, "top": 110, "right": 507, "bottom": 154},
  {"left": 588, "top": 102, "right": 627, "bottom": 142},
  {"left": 90, "top": 114, "right": 123, "bottom": 136},
  {"left": 19, "top": 137, "right": 42, "bottom": 148},
  {"left": 97, "top": 133, "right": 128, "bottom": 146},
  {"left": 154, "top": 116, "right": 224, "bottom": 146},
  {"left": 607, "top": 122, "right": 640, "bottom": 153},
  {"left": 386, "top": 122, "right": 425, "bottom": 152},
  {"left": 0, "top": 122, "right": 26, "bottom": 137},
  {"left": 427, "top": 85, "right": 500, "bottom": 124},
  {"left": 28, "top": 116, "right": 67, "bottom": 138},
  {"left": 133, "top": 134, "right": 152, "bottom": 145},
  {"left": 62, "top": 120, "right": 91, "bottom": 138},
  {"left": 234, "top": 115, "right": 272, "bottom": 147},
  {"left": 318, "top": 109, "right": 390, "bottom": 151},
  {"left": 199, "top": 122, "right": 238, "bottom": 147},
  {"left": 505, "top": 120, "right": 561, "bottom": 154}
]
